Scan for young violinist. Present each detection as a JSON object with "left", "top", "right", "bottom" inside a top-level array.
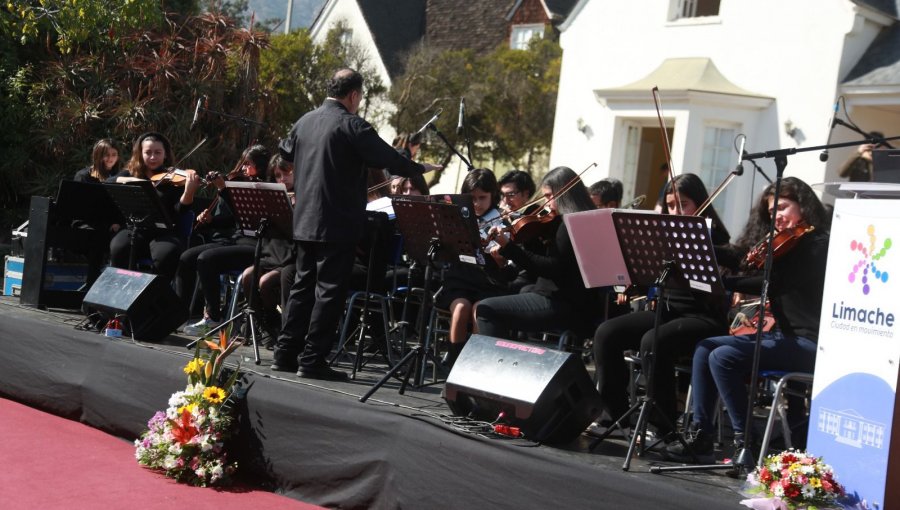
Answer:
[
  {"left": 179, "top": 144, "right": 271, "bottom": 336},
  {"left": 497, "top": 170, "right": 537, "bottom": 216},
  {"left": 475, "top": 166, "right": 601, "bottom": 345},
  {"left": 666, "top": 177, "right": 830, "bottom": 462},
  {"left": 107, "top": 132, "right": 201, "bottom": 282},
  {"left": 75, "top": 138, "right": 121, "bottom": 183},
  {"left": 237, "top": 154, "right": 296, "bottom": 347},
  {"left": 591, "top": 173, "right": 731, "bottom": 439},
  {"left": 436, "top": 168, "right": 516, "bottom": 366}
]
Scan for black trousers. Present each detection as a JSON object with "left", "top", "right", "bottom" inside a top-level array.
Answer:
[
  {"left": 175, "top": 240, "right": 255, "bottom": 321},
  {"left": 109, "top": 228, "right": 182, "bottom": 282},
  {"left": 592, "top": 310, "right": 724, "bottom": 433},
  {"left": 274, "top": 240, "right": 355, "bottom": 369}
]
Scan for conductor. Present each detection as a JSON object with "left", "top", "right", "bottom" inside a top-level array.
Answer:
[{"left": 273, "top": 68, "right": 441, "bottom": 380}]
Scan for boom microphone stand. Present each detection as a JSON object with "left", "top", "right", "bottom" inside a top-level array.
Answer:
[{"left": 651, "top": 132, "right": 900, "bottom": 475}]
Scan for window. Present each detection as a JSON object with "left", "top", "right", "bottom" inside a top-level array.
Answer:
[
  {"left": 670, "top": 0, "right": 720, "bottom": 20},
  {"left": 700, "top": 125, "right": 736, "bottom": 193},
  {"left": 510, "top": 24, "right": 544, "bottom": 50}
]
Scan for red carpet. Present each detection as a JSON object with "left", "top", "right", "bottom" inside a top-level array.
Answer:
[{"left": 0, "top": 398, "right": 322, "bottom": 510}]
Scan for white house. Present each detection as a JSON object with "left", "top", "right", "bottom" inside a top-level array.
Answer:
[{"left": 551, "top": 0, "right": 900, "bottom": 233}]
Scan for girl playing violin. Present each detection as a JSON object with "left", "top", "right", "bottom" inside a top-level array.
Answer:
[
  {"left": 666, "top": 176, "right": 830, "bottom": 462},
  {"left": 591, "top": 173, "right": 731, "bottom": 439},
  {"left": 107, "top": 132, "right": 201, "bottom": 282},
  {"left": 475, "top": 166, "right": 601, "bottom": 347},
  {"left": 179, "top": 144, "right": 270, "bottom": 336}
]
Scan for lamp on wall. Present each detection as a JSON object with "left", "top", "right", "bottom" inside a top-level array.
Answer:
[
  {"left": 576, "top": 117, "right": 593, "bottom": 138},
  {"left": 784, "top": 119, "right": 799, "bottom": 139}
]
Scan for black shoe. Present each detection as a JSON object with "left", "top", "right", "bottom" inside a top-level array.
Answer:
[
  {"left": 663, "top": 429, "right": 715, "bottom": 463},
  {"left": 297, "top": 365, "right": 349, "bottom": 381},
  {"left": 271, "top": 359, "right": 299, "bottom": 372}
]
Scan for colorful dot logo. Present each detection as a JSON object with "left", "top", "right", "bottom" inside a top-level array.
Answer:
[{"left": 848, "top": 225, "right": 891, "bottom": 295}]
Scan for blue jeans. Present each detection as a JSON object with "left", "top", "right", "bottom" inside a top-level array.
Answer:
[{"left": 691, "top": 330, "right": 817, "bottom": 434}]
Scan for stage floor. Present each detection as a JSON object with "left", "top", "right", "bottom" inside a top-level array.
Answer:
[{"left": 0, "top": 296, "right": 746, "bottom": 509}]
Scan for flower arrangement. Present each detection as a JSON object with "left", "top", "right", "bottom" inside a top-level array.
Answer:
[
  {"left": 741, "top": 449, "right": 845, "bottom": 510},
  {"left": 134, "top": 329, "right": 243, "bottom": 486}
]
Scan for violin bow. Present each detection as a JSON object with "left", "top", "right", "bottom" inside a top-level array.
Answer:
[
  {"left": 510, "top": 162, "right": 598, "bottom": 218},
  {"left": 652, "top": 87, "right": 682, "bottom": 215}
]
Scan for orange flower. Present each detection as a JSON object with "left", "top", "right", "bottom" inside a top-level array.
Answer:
[{"left": 170, "top": 409, "right": 199, "bottom": 445}]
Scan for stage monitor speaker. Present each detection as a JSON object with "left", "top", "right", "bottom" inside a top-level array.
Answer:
[
  {"left": 443, "top": 334, "right": 602, "bottom": 444},
  {"left": 82, "top": 267, "right": 188, "bottom": 342}
]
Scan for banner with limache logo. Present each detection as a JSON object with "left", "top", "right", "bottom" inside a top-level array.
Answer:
[{"left": 808, "top": 198, "right": 900, "bottom": 509}]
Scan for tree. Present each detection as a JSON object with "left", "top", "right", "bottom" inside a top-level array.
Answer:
[
  {"left": 389, "top": 37, "right": 561, "bottom": 178},
  {"left": 258, "top": 22, "right": 385, "bottom": 135}
]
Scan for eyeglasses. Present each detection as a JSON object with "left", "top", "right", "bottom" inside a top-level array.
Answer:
[{"left": 501, "top": 191, "right": 521, "bottom": 199}]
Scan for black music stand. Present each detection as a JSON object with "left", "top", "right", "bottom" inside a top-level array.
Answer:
[
  {"left": 186, "top": 182, "right": 293, "bottom": 365},
  {"left": 581, "top": 211, "right": 724, "bottom": 471},
  {"left": 102, "top": 181, "right": 174, "bottom": 270},
  {"left": 360, "top": 198, "right": 482, "bottom": 403}
]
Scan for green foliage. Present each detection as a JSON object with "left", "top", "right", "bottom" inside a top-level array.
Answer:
[
  {"left": 390, "top": 38, "right": 561, "bottom": 175},
  {"left": 259, "top": 23, "right": 386, "bottom": 136},
  {"left": 4, "top": 0, "right": 164, "bottom": 53}
]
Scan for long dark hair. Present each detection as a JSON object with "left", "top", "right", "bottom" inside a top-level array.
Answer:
[
  {"left": 663, "top": 173, "right": 730, "bottom": 244},
  {"left": 240, "top": 144, "right": 271, "bottom": 181},
  {"left": 756, "top": 176, "right": 830, "bottom": 233},
  {"left": 90, "top": 138, "right": 121, "bottom": 180},
  {"left": 126, "top": 132, "right": 174, "bottom": 178},
  {"left": 542, "top": 166, "right": 598, "bottom": 216}
]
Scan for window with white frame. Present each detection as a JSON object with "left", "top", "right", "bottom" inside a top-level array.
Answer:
[
  {"left": 700, "top": 125, "right": 736, "bottom": 193},
  {"left": 670, "top": 0, "right": 720, "bottom": 20},
  {"left": 510, "top": 24, "right": 544, "bottom": 50}
]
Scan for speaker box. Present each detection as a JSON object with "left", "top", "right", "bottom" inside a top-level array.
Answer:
[
  {"left": 443, "top": 334, "right": 602, "bottom": 444},
  {"left": 82, "top": 267, "right": 188, "bottom": 342}
]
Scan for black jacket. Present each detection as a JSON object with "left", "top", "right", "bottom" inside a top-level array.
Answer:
[{"left": 279, "top": 100, "right": 424, "bottom": 243}]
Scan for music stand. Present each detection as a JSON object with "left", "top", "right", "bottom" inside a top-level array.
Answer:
[
  {"left": 568, "top": 210, "right": 723, "bottom": 471},
  {"left": 102, "top": 181, "right": 175, "bottom": 270},
  {"left": 186, "top": 181, "right": 293, "bottom": 365},
  {"left": 359, "top": 198, "right": 482, "bottom": 403}
]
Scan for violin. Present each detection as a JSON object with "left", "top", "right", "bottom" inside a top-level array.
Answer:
[
  {"left": 150, "top": 168, "right": 199, "bottom": 187},
  {"left": 745, "top": 223, "right": 815, "bottom": 269},
  {"left": 486, "top": 206, "right": 558, "bottom": 246},
  {"left": 729, "top": 299, "right": 775, "bottom": 336}
]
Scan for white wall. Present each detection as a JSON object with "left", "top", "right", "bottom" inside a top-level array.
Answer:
[
  {"left": 552, "top": 0, "right": 890, "bottom": 233},
  {"left": 310, "top": 0, "right": 397, "bottom": 142}
]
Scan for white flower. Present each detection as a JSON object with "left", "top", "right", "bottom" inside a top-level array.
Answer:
[
  {"left": 195, "top": 466, "right": 207, "bottom": 479},
  {"left": 163, "top": 455, "right": 178, "bottom": 469},
  {"left": 168, "top": 391, "right": 188, "bottom": 408},
  {"left": 168, "top": 443, "right": 182, "bottom": 455},
  {"left": 211, "top": 463, "right": 224, "bottom": 478},
  {"left": 801, "top": 484, "right": 816, "bottom": 499},
  {"left": 772, "top": 484, "right": 785, "bottom": 498}
]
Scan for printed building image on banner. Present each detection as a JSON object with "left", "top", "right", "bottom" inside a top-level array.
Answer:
[{"left": 808, "top": 198, "right": 899, "bottom": 510}]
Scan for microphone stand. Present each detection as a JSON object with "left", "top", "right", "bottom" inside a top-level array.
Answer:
[
  {"left": 427, "top": 123, "right": 475, "bottom": 172},
  {"left": 833, "top": 118, "right": 894, "bottom": 149},
  {"left": 651, "top": 132, "right": 900, "bottom": 477},
  {"left": 198, "top": 106, "right": 267, "bottom": 150}
]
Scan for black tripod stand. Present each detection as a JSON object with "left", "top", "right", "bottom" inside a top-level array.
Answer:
[
  {"left": 186, "top": 182, "right": 293, "bottom": 365},
  {"left": 329, "top": 211, "right": 394, "bottom": 378},
  {"left": 360, "top": 198, "right": 482, "bottom": 402}
]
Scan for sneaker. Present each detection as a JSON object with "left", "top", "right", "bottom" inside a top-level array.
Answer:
[
  {"left": 663, "top": 428, "right": 715, "bottom": 464},
  {"left": 183, "top": 317, "right": 221, "bottom": 336}
]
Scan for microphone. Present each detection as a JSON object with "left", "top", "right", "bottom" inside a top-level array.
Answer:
[
  {"left": 190, "top": 96, "right": 205, "bottom": 130},
  {"left": 457, "top": 97, "right": 465, "bottom": 135},
  {"left": 734, "top": 135, "right": 746, "bottom": 175},
  {"left": 820, "top": 98, "right": 840, "bottom": 162},
  {"left": 414, "top": 109, "right": 442, "bottom": 136}
]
